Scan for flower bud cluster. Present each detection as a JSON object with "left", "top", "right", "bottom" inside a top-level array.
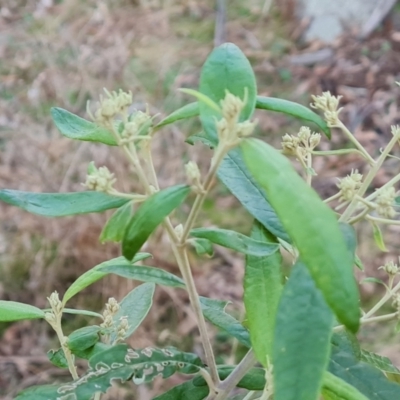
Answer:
[
  {"left": 216, "top": 91, "right": 256, "bottom": 147},
  {"left": 376, "top": 187, "right": 397, "bottom": 218},
  {"left": 83, "top": 162, "right": 116, "bottom": 193},
  {"left": 379, "top": 259, "right": 399, "bottom": 277},
  {"left": 101, "top": 297, "right": 120, "bottom": 329},
  {"left": 45, "top": 291, "right": 63, "bottom": 329},
  {"left": 120, "top": 110, "right": 152, "bottom": 144},
  {"left": 336, "top": 170, "right": 363, "bottom": 202},
  {"left": 87, "top": 89, "right": 133, "bottom": 127},
  {"left": 310, "top": 91, "right": 343, "bottom": 126},
  {"left": 392, "top": 294, "right": 400, "bottom": 313},
  {"left": 281, "top": 126, "right": 321, "bottom": 157},
  {"left": 115, "top": 317, "right": 129, "bottom": 342},
  {"left": 185, "top": 161, "right": 204, "bottom": 194}
]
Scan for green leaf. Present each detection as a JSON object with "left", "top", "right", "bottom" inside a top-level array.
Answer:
[
  {"left": 67, "top": 326, "right": 101, "bottom": 358},
  {"left": 99, "top": 264, "right": 185, "bottom": 288},
  {"left": 322, "top": 371, "right": 369, "bottom": 400},
  {"left": 100, "top": 201, "right": 133, "bottom": 243},
  {"left": 199, "top": 297, "right": 250, "bottom": 347},
  {"left": 180, "top": 88, "right": 221, "bottom": 113},
  {"left": 62, "top": 254, "right": 151, "bottom": 304},
  {"left": 394, "top": 196, "right": 400, "bottom": 205},
  {"left": 218, "top": 148, "right": 290, "bottom": 242},
  {"left": 360, "top": 349, "right": 400, "bottom": 375},
  {"left": 371, "top": 221, "right": 388, "bottom": 252},
  {"left": 273, "top": 262, "right": 334, "bottom": 400},
  {"left": 244, "top": 222, "right": 283, "bottom": 366},
  {"left": 15, "top": 385, "right": 61, "bottom": 399},
  {"left": 355, "top": 255, "right": 365, "bottom": 271},
  {"left": 60, "top": 308, "right": 103, "bottom": 318},
  {"left": 255, "top": 96, "right": 331, "bottom": 138},
  {"left": 0, "top": 190, "right": 129, "bottom": 217},
  {"left": 47, "top": 348, "right": 68, "bottom": 369},
  {"left": 122, "top": 185, "right": 190, "bottom": 261},
  {"left": 241, "top": 138, "right": 360, "bottom": 332},
  {"left": 51, "top": 107, "right": 117, "bottom": 145},
  {"left": 360, "top": 277, "right": 385, "bottom": 286},
  {"left": 198, "top": 42, "right": 257, "bottom": 142},
  {"left": 153, "top": 380, "right": 209, "bottom": 400},
  {"left": 55, "top": 344, "right": 204, "bottom": 400},
  {"left": 112, "top": 283, "right": 155, "bottom": 340},
  {"left": 329, "top": 332, "right": 400, "bottom": 399},
  {"left": 190, "top": 238, "right": 214, "bottom": 256},
  {"left": 0, "top": 301, "right": 45, "bottom": 321},
  {"left": 144, "top": 365, "right": 268, "bottom": 399},
  {"left": 186, "top": 131, "right": 215, "bottom": 147},
  {"left": 155, "top": 102, "right": 200, "bottom": 130},
  {"left": 194, "top": 365, "right": 266, "bottom": 390},
  {"left": 190, "top": 227, "right": 279, "bottom": 257}
]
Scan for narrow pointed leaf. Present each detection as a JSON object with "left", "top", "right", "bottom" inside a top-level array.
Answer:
[
  {"left": 360, "top": 350, "right": 400, "bottom": 375},
  {"left": 179, "top": 89, "right": 221, "bottom": 113},
  {"left": 190, "top": 227, "right": 279, "bottom": 256},
  {"left": 186, "top": 131, "right": 215, "bottom": 147},
  {"left": 193, "top": 365, "right": 266, "bottom": 390},
  {"left": 99, "top": 264, "right": 186, "bottom": 288},
  {"left": 47, "top": 348, "right": 68, "bottom": 369},
  {"left": 198, "top": 42, "right": 257, "bottom": 142},
  {"left": 0, "top": 190, "right": 129, "bottom": 217},
  {"left": 111, "top": 283, "right": 155, "bottom": 340},
  {"left": 244, "top": 222, "right": 283, "bottom": 366},
  {"left": 153, "top": 380, "right": 209, "bottom": 400},
  {"left": 273, "top": 262, "right": 334, "bottom": 400},
  {"left": 329, "top": 333, "right": 400, "bottom": 399},
  {"left": 190, "top": 237, "right": 214, "bottom": 256},
  {"left": 255, "top": 96, "right": 331, "bottom": 138},
  {"left": 55, "top": 344, "right": 203, "bottom": 400},
  {"left": 0, "top": 301, "right": 45, "bottom": 321},
  {"left": 122, "top": 185, "right": 190, "bottom": 261},
  {"left": 100, "top": 201, "right": 133, "bottom": 243},
  {"left": 242, "top": 138, "right": 360, "bottom": 332},
  {"left": 51, "top": 107, "right": 117, "bottom": 145},
  {"left": 15, "top": 385, "right": 61, "bottom": 400},
  {"left": 322, "top": 371, "right": 368, "bottom": 400},
  {"left": 199, "top": 297, "right": 250, "bottom": 347},
  {"left": 218, "top": 148, "right": 290, "bottom": 242},
  {"left": 371, "top": 221, "right": 388, "bottom": 252},
  {"left": 67, "top": 326, "right": 101, "bottom": 358},
  {"left": 155, "top": 102, "right": 200, "bottom": 130},
  {"left": 62, "top": 253, "right": 151, "bottom": 304}
]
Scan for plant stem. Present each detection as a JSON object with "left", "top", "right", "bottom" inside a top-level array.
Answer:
[
  {"left": 181, "top": 144, "right": 228, "bottom": 241},
  {"left": 339, "top": 130, "right": 400, "bottom": 222},
  {"left": 324, "top": 192, "right": 341, "bottom": 204},
  {"left": 364, "top": 172, "right": 400, "bottom": 203},
  {"left": 335, "top": 121, "right": 375, "bottom": 165},
  {"left": 363, "top": 279, "right": 400, "bottom": 320},
  {"left": 333, "top": 312, "right": 399, "bottom": 332},
  {"left": 312, "top": 149, "right": 367, "bottom": 158},
  {"left": 211, "top": 349, "right": 257, "bottom": 400},
  {"left": 306, "top": 153, "right": 312, "bottom": 186},
  {"left": 53, "top": 324, "right": 79, "bottom": 380},
  {"left": 366, "top": 215, "right": 400, "bottom": 225}
]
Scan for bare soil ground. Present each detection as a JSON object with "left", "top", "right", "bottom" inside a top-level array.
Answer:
[{"left": 1, "top": 1, "right": 400, "bottom": 398}]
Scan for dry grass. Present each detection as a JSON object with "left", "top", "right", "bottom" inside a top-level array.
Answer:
[{"left": 1, "top": 0, "right": 400, "bottom": 398}]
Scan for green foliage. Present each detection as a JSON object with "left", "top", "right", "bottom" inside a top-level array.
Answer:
[
  {"left": 244, "top": 222, "right": 283, "bottom": 366},
  {"left": 241, "top": 138, "right": 360, "bottom": 332},
  {"left": 62, "top": 253, "right": 151, "bottom": 304},
  {"left": 199, "top": 297, "right": 251, "bottom": 348},
  {"left": 273, "top": 262, "right": 334, "bottom": 400},
  {"left": 255, "top": 96, "right": 331, "bottom": 138},
  {"left": 2, "top": 42, "right": 400, "bottom": 400},
  {"left": 100, "top": 201, "right": 133, "bottom": 243},
  {"left": 99, "top": 264, "right": 186, "bottom": 288},
  {"left": 51, "top": 107, "right": 117, "bottom": 145},
  {"left": 0, "top": 190, "right": 129, "bottom": 217},
  {"left": 190, "top": 227, "right": 279, "bottom": 256},
  {"left": 0, "top": 300, "right": 45, "bottom": 321},
  {"left": 122, "top": 185, "right": 190, "bottom": 260}
]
